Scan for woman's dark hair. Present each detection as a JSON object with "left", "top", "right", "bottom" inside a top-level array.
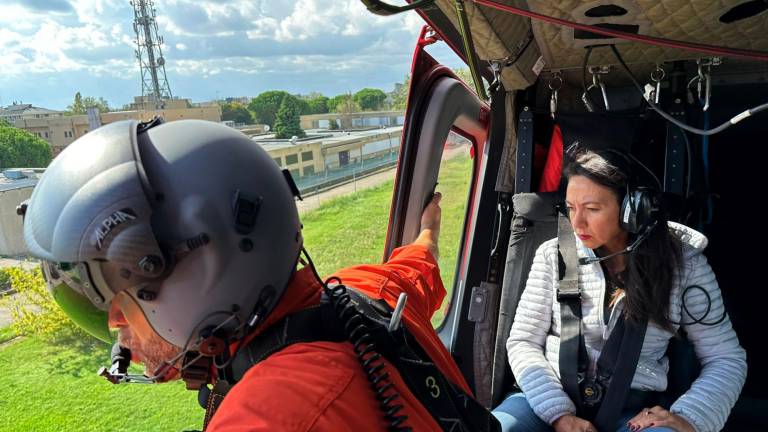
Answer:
[{"left": 565, "top": 145, "right": 682, "bottom": 331}]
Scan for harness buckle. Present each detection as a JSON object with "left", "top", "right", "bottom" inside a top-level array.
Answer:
[{"left": 556, "top": 289, "right": 581, "bottom": 302}]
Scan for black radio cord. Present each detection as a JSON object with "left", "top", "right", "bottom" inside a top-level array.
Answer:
[
  {"left": 668, "top": 284, "right": 728, "bottom": 327},
  {"left": 302, "top": 248, "right": 412, "bottom": 431}
]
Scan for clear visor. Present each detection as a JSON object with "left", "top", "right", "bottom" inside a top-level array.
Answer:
[{"left": 42, "top": 261, "right": 113, "bottom": 343}]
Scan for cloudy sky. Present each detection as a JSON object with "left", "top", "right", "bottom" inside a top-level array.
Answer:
[{"left": 0, "top": 0, "right": 463, "bottom": 110}]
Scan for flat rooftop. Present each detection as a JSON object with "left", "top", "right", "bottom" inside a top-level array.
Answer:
[{"left": 252, "top": 126, "right": 403, "bottom": 150}]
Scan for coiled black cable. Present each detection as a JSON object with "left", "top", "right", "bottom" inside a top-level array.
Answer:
[
  {"left": 303, "top": 248, "right": 412, "bottom": 431},
  {"left": 669, "top": 284, "right": 728, "bottom": 327}
]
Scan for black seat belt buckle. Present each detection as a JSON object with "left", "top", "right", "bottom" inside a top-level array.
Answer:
[
  {"left": 556, "top": 289, "right": 581, "bottom": 302},
  {"left": 557, "top": 290, "right": 581, "bottom": 303}
]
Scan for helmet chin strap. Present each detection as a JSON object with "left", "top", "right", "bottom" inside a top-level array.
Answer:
[
  {"left": 98, "top": 310, "right": 242, "bottom": 385},
  {"left": 98, "top": 343, "right": 186, "bottom": 384}
]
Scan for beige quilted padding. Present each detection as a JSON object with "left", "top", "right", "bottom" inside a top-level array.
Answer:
[
  {"left": 431, "top": 0, "right": 768, "bottom": 90},
  {"left": 434, "top": 0, "right": 543, "bottom": 89},
  {"left": 529, "top": 0, "right": 768, "bottom": 69}
]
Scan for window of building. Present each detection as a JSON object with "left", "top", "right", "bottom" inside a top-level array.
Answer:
[
  {"left": 273, "top": 157, "right": 282, "bottom": 167},
  {"left": 286, "top": 154, "right": 299, "bottom": 165},
  {"left": 290, "top": 168, "right": 300, "bottom": 179},
  {"left": 301, "top": 151, "right": 314, "bottom": 162},
  {"left": 303, "top": 165, "right": 315, "bottom": 176},
  {"left": 44, "top": 132, "right": 49, "bottom": 138}
]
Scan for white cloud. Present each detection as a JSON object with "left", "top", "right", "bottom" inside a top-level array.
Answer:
[{"left": 2, "top": 0, "right": 432, "bottom": 108}]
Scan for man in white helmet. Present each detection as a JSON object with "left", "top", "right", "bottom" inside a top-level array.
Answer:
[{"left": 23, "top": 119, "right": 499, "bottom": 431}]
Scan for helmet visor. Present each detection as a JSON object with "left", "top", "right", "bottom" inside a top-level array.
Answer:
[{"left": 42, "top": 262, "right": 113, "bottom": 343}]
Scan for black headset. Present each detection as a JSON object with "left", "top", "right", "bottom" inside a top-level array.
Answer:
[
  {"left": 602, "top": 148, "right": 662, "bottom": 234},
  {"left": 566, "top": 143, "right": 662, "bottom": 234}
]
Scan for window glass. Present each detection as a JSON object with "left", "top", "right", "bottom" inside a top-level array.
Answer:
[
  {"left": 432, "top": 130, "right": 474, "bottom": 328},
  {"left": 301, "top": 151, "right": 313, "bottom": 161},
  {"left": 303, "top": 165, "right": 314, "bottom": 176},
  {"left": 286, "top": 154, "right": 299, "bottom": 165},
  {"left": 290, "top": 168, "right": 300, "bottom": 179}
]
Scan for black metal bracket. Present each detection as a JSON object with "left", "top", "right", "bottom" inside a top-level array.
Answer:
[{"left": 359, "top": 0, "right": 436, "bottom": 16}]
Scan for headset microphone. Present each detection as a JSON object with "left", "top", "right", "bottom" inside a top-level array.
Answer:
[
  {"left": 578, "top": 220, "right": 658, "bottom": 265},
  {"left": 98, "top": 342, "right": 182, "bottom": 384}
]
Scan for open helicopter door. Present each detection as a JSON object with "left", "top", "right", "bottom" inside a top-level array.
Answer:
[{"left": 383, "top": 26, "right": 511, "bottom": 394}]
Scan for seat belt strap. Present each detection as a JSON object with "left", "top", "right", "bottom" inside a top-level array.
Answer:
[
  {"left": 515, "top": 107, "right": 534, "bottom": 193},
  {"left": 556, "top": 211, "right": 582, "bottom": 408},
  {"left": 593, "top": 316, "right": 648, "bottom": 430}
]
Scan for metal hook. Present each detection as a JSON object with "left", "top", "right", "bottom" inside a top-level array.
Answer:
[
  {"left": 649, "top": 64, "right": 665, "bottom": 104},
  {"left": 587, "top": 66, "right": 611, "bottom": 111},
  {"left": 581, "top": 66, "right": 611, "bottom": 112},
  {"left": 488, "top": 60, "right": 503, "bottom": 93},
  {"left": 687, "top": 58, "right": 721, "bottom": 111},
  {"left": 548, "top": 71, "right": 562, "bottom": 119}
]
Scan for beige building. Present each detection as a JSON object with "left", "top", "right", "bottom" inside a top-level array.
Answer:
[
  {"left": 3, "top": 98, "right": 221, "bottom": 155},
  {"left": 300, "top": 110, "right": 405, "bottom": 130},
  {"left": 256, "top": 126, "right": 402, "bottom": 181}
]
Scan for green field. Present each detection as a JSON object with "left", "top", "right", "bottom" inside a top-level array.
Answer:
[{"left": 0, "top": 155, "right": 473, "bottom": 431}]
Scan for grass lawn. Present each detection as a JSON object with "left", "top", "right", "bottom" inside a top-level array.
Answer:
[{"left": 0, "top": 154, "right": 473, "bottom": 431}]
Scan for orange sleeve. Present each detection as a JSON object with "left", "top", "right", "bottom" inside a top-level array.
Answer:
[{"left": 332, "top": 243, "right": 446, "bottom": 323}]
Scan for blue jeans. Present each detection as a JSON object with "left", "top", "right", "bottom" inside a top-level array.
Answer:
[{"left": 492, "top": 393, "right": 675, "bottom": 432}]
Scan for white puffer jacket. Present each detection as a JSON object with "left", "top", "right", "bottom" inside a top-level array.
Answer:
[{"left": 506, "top": 222, "right": 746, "bottom": 432}]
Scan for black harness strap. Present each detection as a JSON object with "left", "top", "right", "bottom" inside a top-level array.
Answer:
[
  {"left": 557, "top": 212, "right": 583, "bottom": 408},
  {"left": 556, "top": 212, "right": 650, "bottom": 429},
  {"left": 592, "top": 316, "right": 648, "bottom": 430}
]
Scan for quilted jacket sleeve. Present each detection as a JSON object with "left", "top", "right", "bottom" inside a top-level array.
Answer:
[
  {"left": 669, "top": 251, "right": 747, "bottom": 432},
  {"left": 506, "top": 240, "right": 577, "bottom": 425}
]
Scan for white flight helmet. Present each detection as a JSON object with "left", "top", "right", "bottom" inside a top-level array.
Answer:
[{"left": 23, "top": 119, "right": 303, "bottom": 349}]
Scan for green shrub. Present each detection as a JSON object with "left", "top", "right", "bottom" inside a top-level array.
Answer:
[{"left": 0, "top": 266, "right": 83, "bottom": 340}]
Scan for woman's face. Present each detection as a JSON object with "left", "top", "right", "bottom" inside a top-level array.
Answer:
[{"left": 566, "top": 175, "right": 628, "bottom": 253}]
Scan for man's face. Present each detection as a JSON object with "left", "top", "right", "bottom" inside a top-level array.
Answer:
[{"left": 108, "top": 292, "right": 181, "bottom": 382}]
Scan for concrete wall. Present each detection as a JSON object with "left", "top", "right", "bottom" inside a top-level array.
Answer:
[{"left": 0, "top": 187, "right": 33, "bottom": 256}]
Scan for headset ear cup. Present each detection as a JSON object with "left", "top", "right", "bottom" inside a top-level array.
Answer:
[{"left": 620, "top": 192, "right": 634, "bottom": 233}]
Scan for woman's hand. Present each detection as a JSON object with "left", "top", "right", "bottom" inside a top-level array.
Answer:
[
  {"left": 415, "top": 192, "right": 441, "bottom": 259},
  {"left": 552, "top": 414, "right": 597, "bottom": 432},
  {"left": 627, "top": 406, "right": 694, "bottom": 432}
]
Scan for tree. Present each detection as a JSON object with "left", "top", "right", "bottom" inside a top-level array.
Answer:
[
  {"left": 220, "top": 102, "right": 253, "bottom": 124},
  {"left": 353, "top": 88, "right": 387, "bottom": 111},
  {"left": 295, "top": 98, "right": 311, "bottom": 116},
  {"left": 0, "top": 122, "right": 53, "bottom": 168},
  {"left": 390, "top": 74, "right": 411, "bottom": 110},
  {"left": 328, "top": 93, "right": 360, "bottom": 114},
  {"left": 273, "top": 97, "right": 306, "bottom": 139},
  {"left": 328, "top": 118, "right": 339, "bottom": 130},
  {"left": 66, "top": 92, "right": 110, "bottom": 115},
  {"left": 247, "top": 91, "right": 291, "bottom": 128},
  {"left": 306, "top": 95, "right": 329, "bottom": 114},
  {"left": 453, "top": 68, "right": 481, "bottom": 95}
]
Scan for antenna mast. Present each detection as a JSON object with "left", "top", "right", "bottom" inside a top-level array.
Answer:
[{"left": 131, "top": 0, "right": 173, "bottom": 107}]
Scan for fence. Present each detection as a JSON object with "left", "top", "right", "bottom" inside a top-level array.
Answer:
[{"left": 294, "top": 152, "right": 398, "bottom": 196}]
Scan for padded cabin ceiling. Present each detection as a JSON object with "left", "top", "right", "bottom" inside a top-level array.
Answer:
[{"left": 432, "top": 0, "right": 768, "bottom": 89}]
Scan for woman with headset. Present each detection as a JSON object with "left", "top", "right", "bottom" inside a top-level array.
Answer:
[{"left": 492, "top": 146, "right": 746, "bottom": 432}]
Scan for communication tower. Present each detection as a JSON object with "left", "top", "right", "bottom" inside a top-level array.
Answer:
[{"left": 131, "top": 0, "right": 173, "bottom": 107}]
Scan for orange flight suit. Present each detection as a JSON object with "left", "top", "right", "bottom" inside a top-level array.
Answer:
[{"left": 206, "top": 244, "right": 470, "bottom": 431}]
